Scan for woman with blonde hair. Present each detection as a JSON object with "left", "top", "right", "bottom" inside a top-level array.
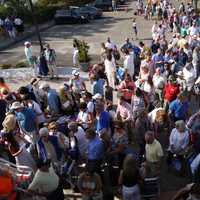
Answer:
[
  {"left": 59, "top": 85, "right": 75, "bottom": 115},
  {"left": 118, "top": 154, "right": 141, "bottom": 200}
]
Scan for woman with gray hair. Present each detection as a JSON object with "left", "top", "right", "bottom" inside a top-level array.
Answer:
[{"left": 167, "top": 120, "right": 189, "bottom": 168}]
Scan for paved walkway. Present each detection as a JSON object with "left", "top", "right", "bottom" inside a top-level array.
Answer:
[{"left": 0, "top": 22, "right": 54, "bottom": 51}]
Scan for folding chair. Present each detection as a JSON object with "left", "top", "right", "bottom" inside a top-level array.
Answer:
[{"left": 141, "top": 177, "right": 160, "bottom": 199}]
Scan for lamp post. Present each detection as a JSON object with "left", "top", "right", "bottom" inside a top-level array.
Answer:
[{"left": 27, "top": 0, "right": 43, "bottom": 51}]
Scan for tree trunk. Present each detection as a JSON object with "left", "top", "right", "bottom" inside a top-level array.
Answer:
[{"left": 194, "top": 0, "right": 198, "bottom": 12}]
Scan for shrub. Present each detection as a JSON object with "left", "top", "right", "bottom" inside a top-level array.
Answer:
[
  {"left": 73, "top": 38, "right": 90, "bottom": 63},
  {"left": 0, "top": 6, "right": 13, "bottom": 18},
  {"left": 15, "top": 61, "right": 27, "bottom": 68},
  {"left": 0, "top": 64, "right": 12, "bottom": 69}
]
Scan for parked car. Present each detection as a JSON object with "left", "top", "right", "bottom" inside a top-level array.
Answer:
[
  {"left": 78, "top": 6, "right": 103, "bottom": 19},
  {"left": 118, "top": 0, "right": 125, "bottom": 4},
  {"left": 92, "top": 0, "right": 112, "bottom": 11},
  {"left": 54, "top": 9, "right": 90, "bottom": 25}
]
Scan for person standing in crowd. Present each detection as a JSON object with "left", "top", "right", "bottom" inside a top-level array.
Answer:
[
  {"left": 169, "top": 92, "right": 189, "bottom": 123},
  {"left": 78, "top": 166, "right": 103, "bottom": 200},
  {"left": 144, "top": 131, "right": 164, "bottom": 177},
  {"left": 14, "top": 17, "right": 24, "bottom": 36},
  {"left": 4, "top": 133, "right": 37, "bottom": 172},
  {"left": 38, "top": 49, "right": 49, "bottom": 77},
  {"left": 167, "top": 120, "right": 189, "bottom": 169},
  {"left": 24, "top": 41, "right": 37, "bottom": 76},
  {"left": 85, "top": 128, "right": 104, "bottom": 175},
  {"left": 39, "top": 83, "right": 61, "bottom": 116},
  {"left": 104, "top": 52, "right": 116, "bottom": 89},
  {"left": 37, "top": 127, "right": 63, "bottom": 163},
  {"left": 132, "top": 18, "right": 138, "bottom": 40},
  {"left": 27, "top": 159, "right": 64, "bottom": 200},
  {"left": 117, "top": 73, "right": 135, "bottom": 104},
  {"left": 123, "top": 49, "right": 135, "bottom": 80},
  {"left": 10, "top": 101, "right": 38, "bottom": 147},
  {"left": 112, "top": 0, "right": 117, "bottom": 12},
  {"left": 118, "top": 154, "right": 141, "bottom": 200},
  {"left": 44, "top": 44, "right": 57, "bottom": 79},
  {"left": 73, "top": 43, "right": 79, "bottom": 67},
  {"left": 4, "top": 17, "right": 15, "bottom": 39}
]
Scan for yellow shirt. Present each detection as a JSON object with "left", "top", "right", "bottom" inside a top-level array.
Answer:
[
  {"left": 145, "top": 139, "right": 164, "bottom": 163},
  {"left": 177, "top": 38, "right": 187, "bottom": 49}
]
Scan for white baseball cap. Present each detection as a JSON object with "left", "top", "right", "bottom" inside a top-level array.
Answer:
[
  {"left": 72, "top": 69, "right": 79, "bottom": 76},
  {"left": 92, "top": 93, "right": 102, "bottom": 100},
  {"left": 24, "top": 41, "right": 31, "bottom": 46}
]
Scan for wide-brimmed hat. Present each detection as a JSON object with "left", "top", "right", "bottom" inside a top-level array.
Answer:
[{"left": 10, "top": 102, "right": 23, "bottom": 110}]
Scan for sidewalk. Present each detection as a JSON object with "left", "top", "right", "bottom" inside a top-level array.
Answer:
[
  {"left": 0, "top": 66, "right": 89, "bottom": 80},
  {"left": 0, "top": 21, "right": 54, "bottom": 51}
]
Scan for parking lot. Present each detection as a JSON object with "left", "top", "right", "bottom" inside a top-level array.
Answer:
[{"left": 0, "top": 0, "right": 154, "bottom": 67}]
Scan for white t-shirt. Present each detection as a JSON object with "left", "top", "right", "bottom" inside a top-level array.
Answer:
[
  {"left": 183, "top": 66, "right": 196, "bottom": 89},
  {"left": 132, "top": 22, "right": 137, "bottom": 28},
  {"left": 169, "top": 128, "right": 189, "bottom": 153},
  {"left": 87, "top": 101, "right": 94, "bottom": 113},
  {"left": 14, "top": 18, "right": 23, "bottom": 25},
  {"left": 105, "top": 41, "right": 115, "bottom": 50},
  {"left": 124, "top": 54, "right": 134, "bottom": 77},
  {"left": 153, "top": 74, "right": 165, "bottom": 89},
  {"left": 104, "top": 58, "right": 116, "bottom": 75},
  {"left": 77, "top": 110, "right": 89, "bottom": 129},
  {"left": 188, "top": 26, "right": 199, "bottom": 37},
  {"left": 28, "top": 167, "right": 59, "bottom": 193}
]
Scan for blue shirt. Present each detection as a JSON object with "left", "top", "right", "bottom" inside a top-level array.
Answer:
[
  {"left": 96, "top": 111, "right": 110, "bottom": 133},
  {"left": 16, "top": 108, "right": 36, "bottom": 132},
  {"left": 169, "top": 99, "right": 189, "bottom": 120},
  {"left": 87, "top": 137, "right": 104, "bottom": 160},
  {"left": 47, "top": 89, "right": 61, "bottom": 114},
  {"left": 92, "top": 79, "right": 105, "bottom": 96}
]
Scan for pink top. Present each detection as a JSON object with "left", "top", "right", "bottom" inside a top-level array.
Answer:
[
  {"left": 118, "top": 80, "right": 135, "bottom": 100},
  {"left": 116, "top": 102, "right": 132, "bottom": 120}
]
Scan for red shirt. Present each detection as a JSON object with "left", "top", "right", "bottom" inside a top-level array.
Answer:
[
  {"left": 118, "top": 80, "right": 135, "bottom": 100},
  {"left": 164, "top": 83, "right": 180, "bottom": 102}
]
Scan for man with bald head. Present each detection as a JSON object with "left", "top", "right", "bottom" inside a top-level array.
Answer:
[{"left": 144, "top": 131, "right": 164, "bottom": 177}]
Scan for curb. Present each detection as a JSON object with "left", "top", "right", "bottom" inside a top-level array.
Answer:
[
  {"left": 0, "top": 21, "right": 55, "bottom": 51},
  {"left": 0, "top": 66, "right": 89, "bottom": 80}
]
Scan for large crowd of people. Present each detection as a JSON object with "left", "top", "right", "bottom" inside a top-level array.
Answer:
[{"left": 1, "top": 0, "right": 200, "bottom": 200}]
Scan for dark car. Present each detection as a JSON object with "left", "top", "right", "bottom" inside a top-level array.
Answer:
[
  {"left": 118, "top": 0, "right": 125, "bottom": 4},
  {"left": 93, "top": 0, "right": 112, "bottom": 11},
  {"left": 77, "top": 6, "right": 103, "bottom": 19},
  {"left": 54, "top": 9, "right": 90, "bottom": 25}
]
